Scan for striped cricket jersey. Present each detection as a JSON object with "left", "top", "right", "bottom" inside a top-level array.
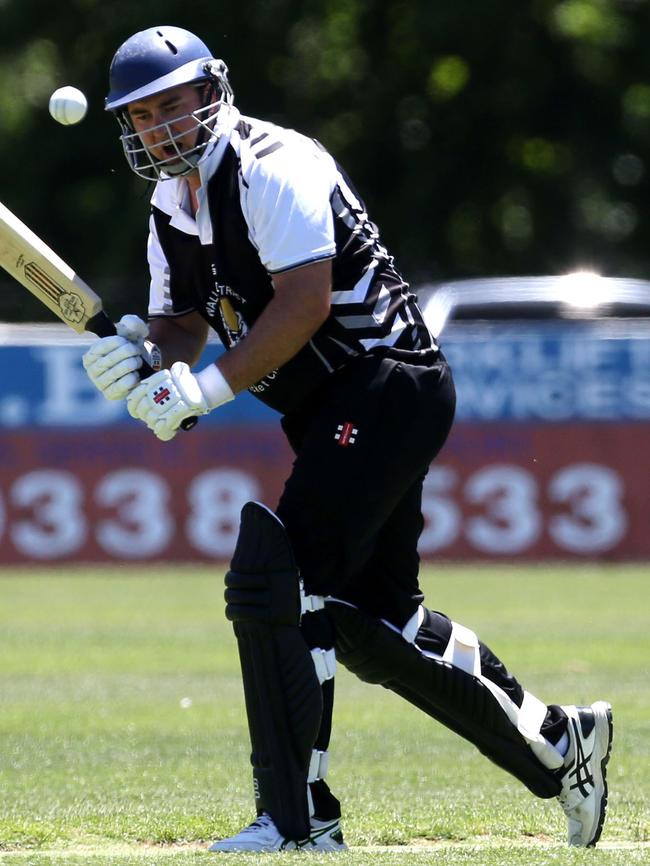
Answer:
[{"left": 147, "top": 106, "right": 439, "bottom": 414}]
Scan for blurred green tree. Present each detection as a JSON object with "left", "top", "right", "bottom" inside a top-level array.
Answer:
[{"left": 1, "top": 0, "right": 650, "bottom": 321}]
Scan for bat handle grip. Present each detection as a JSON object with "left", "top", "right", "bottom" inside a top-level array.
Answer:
[{"left": 86, "top": 311, "right": 198, "bottom": 432}]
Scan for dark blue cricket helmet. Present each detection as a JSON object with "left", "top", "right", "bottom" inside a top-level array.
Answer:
[
  {"left": 105, "top": 26, "right": 228, "bottom": 111},
  {"left": 105, "top": 26, "right": 234, "bottom": 180}
]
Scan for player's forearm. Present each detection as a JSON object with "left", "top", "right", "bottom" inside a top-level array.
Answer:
[
  {"left": 215, "top": 291, "right": 329, "bottom": 395},
  {"left": 212, "top": 260, "right": 332, "bottom": 395}
]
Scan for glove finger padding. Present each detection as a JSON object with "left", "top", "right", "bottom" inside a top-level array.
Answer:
[
  {"left": 83, "top": 335, "right": 133, "bottom": 370},
  {"left": 116, "top": 315, "right": 162, "bottom": 372},
  {"left": 152, "top": 417, "right": 181, "bottom": 442},
  {"left": 127, "top": 363, "right": 210, "bottom": 440},
  {"left": 126, "top": 378, "right": 154, "bottom": 422},
  {"left": 95, "top": 357, "right": 143, "bottom": 400},
  {"left": 83, "top": 336, "right": 144, "bottom": 401},
  {"left": 126, "top": 371, "right": 180, "bottom": 424},
  {"left": 116, "top": 314, "right": 149, "bottom": 344}
]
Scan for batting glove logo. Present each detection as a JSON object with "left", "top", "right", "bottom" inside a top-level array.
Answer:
[{"left": 153, "top": 386, "right": 171, "bottom": 405}]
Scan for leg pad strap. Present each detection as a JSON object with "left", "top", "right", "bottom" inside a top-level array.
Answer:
[
  {"left": 328, "top": 601, "right": 561, "bottom": 799},
  {"left": 308, "top": 749, "right": 330, "bottom": 783}
]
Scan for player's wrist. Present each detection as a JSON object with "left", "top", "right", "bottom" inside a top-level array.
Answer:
[{"left": 195, "top": 363, "right": 235, "bottom": 410}]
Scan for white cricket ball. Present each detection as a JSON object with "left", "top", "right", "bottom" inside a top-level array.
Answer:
[{"left": 48, "top": 86, "right": 88, "bottom": 125}]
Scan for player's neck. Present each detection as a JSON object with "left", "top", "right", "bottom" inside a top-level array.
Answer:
[{"left": 186, "top": 173, "right": 202, "bottom": 217}]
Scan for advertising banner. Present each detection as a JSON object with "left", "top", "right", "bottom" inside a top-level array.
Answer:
[
  {"left": 1, "top": 320, "right": 649, "bottom": 431},
  {"left": 0, "top": 422, "right": 647, "bottom": 563}
]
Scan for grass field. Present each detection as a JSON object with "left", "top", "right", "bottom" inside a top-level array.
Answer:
[{"left": 1, "top": 563, "right": 649, "bottom": 866}]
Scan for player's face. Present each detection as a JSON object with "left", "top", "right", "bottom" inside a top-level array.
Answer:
[{"left": 127, "top": 84, "right": 204, "bottom": 167}]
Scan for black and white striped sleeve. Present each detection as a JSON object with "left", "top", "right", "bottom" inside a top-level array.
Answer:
[{"left": 241, "top": 135, "right": 338, "bottom": 275}]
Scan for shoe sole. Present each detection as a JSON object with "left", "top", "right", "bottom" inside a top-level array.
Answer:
[
  {"left": 208, "top": 842, "right": 296, "bottom": 852},
  {"left": 587, "top": 700, "right": 614, "bottom": 847}
]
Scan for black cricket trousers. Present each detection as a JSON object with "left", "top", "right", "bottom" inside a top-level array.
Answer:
[{"left": 276, "top": 350, "right": 456, "bottom": 630}]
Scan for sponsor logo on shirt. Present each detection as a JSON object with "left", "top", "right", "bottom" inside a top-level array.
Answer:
[
  {"left": 249, "top": 369, "right": 279, "bottom": 394},
  {"left": 205, "top": 278, "right": 248, "bottom": 347}
]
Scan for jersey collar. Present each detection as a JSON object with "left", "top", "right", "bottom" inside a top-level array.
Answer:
[{"left": 150, "top": 105, "right": 241, "bottom": 242}]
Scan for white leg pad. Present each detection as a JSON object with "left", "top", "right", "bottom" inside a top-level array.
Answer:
[{"left": 311, "top": 647, "right": 336, "bottom": 683}]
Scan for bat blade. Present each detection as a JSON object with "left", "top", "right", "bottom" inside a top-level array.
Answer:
[
  {"left": 0, "top": 200, "right": 198, "bottom": 430},
  {"left": 0, "top": 201, "right": 103, "bottom": 334}
]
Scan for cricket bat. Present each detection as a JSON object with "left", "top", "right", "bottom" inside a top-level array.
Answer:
[{"left": 0, "top": 200, "right": 196, "bottom": 429}]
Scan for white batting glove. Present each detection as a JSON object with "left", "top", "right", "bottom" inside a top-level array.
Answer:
[
  {"left": 126, "top": 361, "right": 234, "bottom": 441},
  {"left": 82, "top": 315, "right": 160, "bottom": 401},
  {"left": 115, "top": 313, "right": 149, "bottom": 344},
  {"left": 116, "top": 314, "right": 162, "bottom": 371}
]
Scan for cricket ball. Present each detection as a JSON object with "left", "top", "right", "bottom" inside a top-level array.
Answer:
[{"left": 49, "top": 86, "right": 88, "bottom": 125}]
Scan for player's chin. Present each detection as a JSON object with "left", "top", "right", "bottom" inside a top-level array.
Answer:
[
  {"left": 164, "top": 144, "right": 198, "bottom": 171},
  {"left": 150, "top": 144, "right": 179, "bottom": 163}
]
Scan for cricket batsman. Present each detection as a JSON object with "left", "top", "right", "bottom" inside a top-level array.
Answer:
[{"left": 83, "top": 25, "right": 613, "bottom": 852}]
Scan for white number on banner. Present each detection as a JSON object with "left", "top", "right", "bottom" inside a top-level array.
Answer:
[
  {"left": 420, "top": 467, "right": 461, "bottom": 550},
  {"left": 0, "top": 461, "right": 628, "bottom": 560},
  {"left": 95, "top": 469, "right": 174, "bottom": 558},
  {"left": 186, "top": 469, "right": 261, "bottom": 557},
  {"left": 10, "top": 470, "right": 86, "bottom": 557},
  {"left": 548, "top": 463, "right": 627, "bottom": 553},
  {"left": 464, "top": 465, "right": 542, "bottom": 553}
]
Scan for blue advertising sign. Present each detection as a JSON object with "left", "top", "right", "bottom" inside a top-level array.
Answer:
[
  {"left": 441, "top": 320, "right": 650, "bottom": 421},
  {"left": 0, "top": 319, "right": 648, "bottom": 427}
]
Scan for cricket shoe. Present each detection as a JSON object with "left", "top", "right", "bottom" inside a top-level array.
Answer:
[
  {"left": 557, "top": 701, "right": 613, "bottom": 847},
  {"left": 208, "top": 813, "right": 347, "bottom": 853},
  {"left": 304, "top": 817, "right": 347, "bottom": 851}
]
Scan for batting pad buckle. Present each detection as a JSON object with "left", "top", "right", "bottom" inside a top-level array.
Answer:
[
  {"left": 301, "top": 586, "right": 325, "bottom": 615},
  {"left": 311, "top": 647, "right": 336, "bottom": 683},
  {"left": 442, "top": 621, "right": 481, "bottom": 676},
  {"left": 307, "top": 749, "right": 330, "bottom": 783}
]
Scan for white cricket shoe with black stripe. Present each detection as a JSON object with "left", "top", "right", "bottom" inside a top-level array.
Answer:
[
  {"left": 208, "top": 813, "right": 347, "bottom": 853},
  {"left": 307, "top": 817, "right": 347, "bottom": 851},
  {"left": 557, "top": 701, "right": 613, "bottom": 847}
]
